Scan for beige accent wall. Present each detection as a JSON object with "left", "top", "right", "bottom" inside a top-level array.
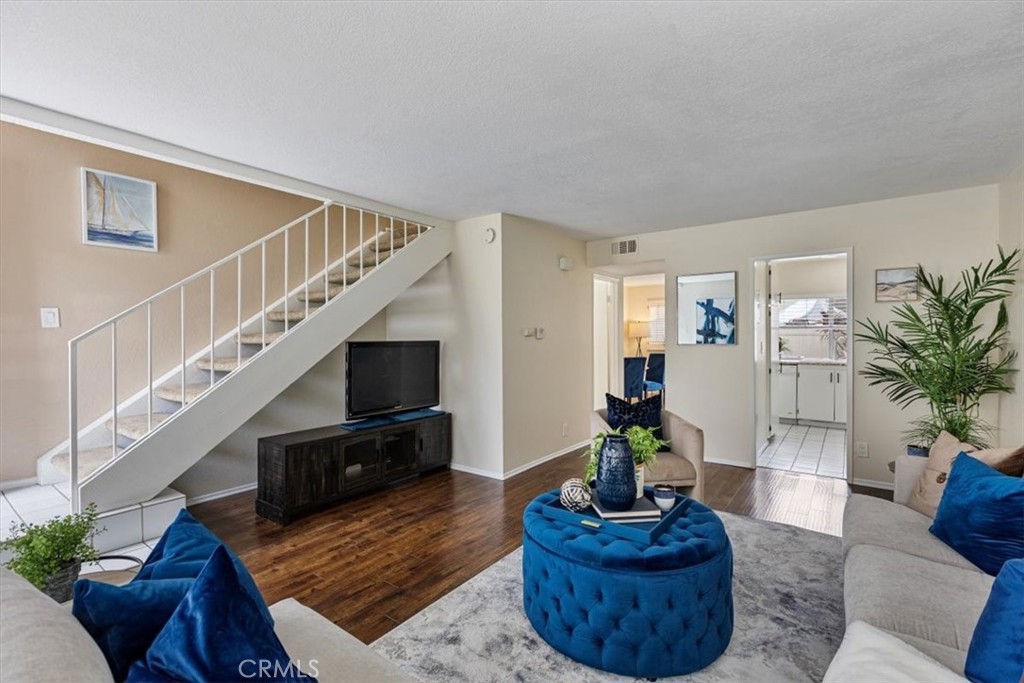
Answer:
[
  {"left": 587, "top": 185, "right": 1002, "bottom": 484},
  {"left": 624, "top": 284, "right": 665, "bottom": 357},
  {"left": 501, "top": 215, "right": 592, "bottom": 474},
  {"left": 772, "top": 257, "right": 847, "bottom": 297},
  {"left": 998, "top": 164, "right": 1024, "bottom": 446}
]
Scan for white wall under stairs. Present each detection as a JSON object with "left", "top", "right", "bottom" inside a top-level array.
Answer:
[{"left": 73, "top": 224, "right": 452, "bottom": 512}]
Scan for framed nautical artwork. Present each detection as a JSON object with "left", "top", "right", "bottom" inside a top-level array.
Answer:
[
  {"left": 81, "top": 168, "right": 158, "bottom": 252},
  {"left": 677, "top": 271, "right": 737, "bottom": 345}
]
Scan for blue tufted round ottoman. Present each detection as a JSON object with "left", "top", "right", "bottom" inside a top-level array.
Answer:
[{"left": 522, "top": 491, "right": 733, "bottom": 678}]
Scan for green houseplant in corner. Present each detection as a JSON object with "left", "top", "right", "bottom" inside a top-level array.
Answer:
[
  {"left": 1, "top": 503, "right": 102, "bottom": 602},
  {"left": 583, "top": 425, "right": 670, "bottom": 492},
  {"left": 855, "top": 246, "right": 1021, "bottom": 451}
]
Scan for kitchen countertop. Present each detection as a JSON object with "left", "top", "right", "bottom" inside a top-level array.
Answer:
[{"left": 774, "top": 357, "right": 847, "bottom": 366}]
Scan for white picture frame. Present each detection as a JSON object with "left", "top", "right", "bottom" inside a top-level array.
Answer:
[{"left": 82, "top": 168, "right": 158, "bottom": 252}]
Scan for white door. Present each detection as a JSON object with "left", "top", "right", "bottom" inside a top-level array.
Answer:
[
  {"left": 834, "top": 367, "right": 848, "bottom": 424},
  {"left": 772, "top": 363, "right": 798, "bottom": 419},
  {"left": 798, "top": 365, "right": 836, "bottom": 422},
  {"left": 753, "top": 261, "right": 771, "bottom": 449},
  {"left": 593, "top": 278, "right": 612, "bottom": 409}
]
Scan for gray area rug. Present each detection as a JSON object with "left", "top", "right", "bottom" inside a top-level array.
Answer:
[{"left": 371, "top": 512, "right": 844, "bottom": 682}]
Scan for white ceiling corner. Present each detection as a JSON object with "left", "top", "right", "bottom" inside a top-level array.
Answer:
[{"left": 1, "top": 1, "right": 1021, "bottom": 239}]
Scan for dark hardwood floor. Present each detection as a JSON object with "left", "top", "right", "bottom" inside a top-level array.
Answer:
[{"left": 190, "top": 454, "right": 888, "bottom": 644}]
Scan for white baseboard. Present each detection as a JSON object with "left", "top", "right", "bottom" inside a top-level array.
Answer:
[
  {"left": 449, "top": 463, "right": 504, "bottom": 480},
  {"left": 706, "top": 456, "right": 755, "bottom": 469},
  {"left": 501, "top": 440, "right": 588, "bottom": 480},
  {"left": 186, "top": 482, "right": 257, "bottom": 506},
  {"left": 0, "top": 477, "right": 38, "bottom": 492},
  {"left": 852, "top": 477, "right": 895, "bottom": 491}
]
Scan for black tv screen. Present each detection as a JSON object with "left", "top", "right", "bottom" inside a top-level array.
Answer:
[{"left": 345, "top": 341, "right": 440, "bottom": 420}]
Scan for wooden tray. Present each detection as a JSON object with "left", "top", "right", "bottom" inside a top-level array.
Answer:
[{"left": 539, "top": 487, "right": 692, "bottom": 545}]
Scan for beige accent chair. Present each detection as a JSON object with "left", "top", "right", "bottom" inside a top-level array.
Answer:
[{"left": 591, "top": 409, "right": 705, "bottom": 502}]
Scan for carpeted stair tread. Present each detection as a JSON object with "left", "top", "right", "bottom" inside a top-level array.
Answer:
[
  {"left": 155, "top": 382, "right": 215, "bottom": 403},
  {"left": 105, "top": 413, "right": 172, "bottom": 440},
  {"left": 369, "top": 230, "right": 417, "bottom": 253},
  {"left": 297, "top": 286, "right": 343, "bottom": 304},
  {"left": 236, "top": 330, "right": 285, "bottom": 345},
  {"left": 51, "top": 447, "right": 121, "bottom": 478},
  {"left": 266, "top": 308, "right": 317, "bottom": 323},
  {"left": 327, "top": 269, "right": 364, "bottom": 285},
  {"left": 346, "top": 250, "right": 390, "bottom": 268},
  {"left": 196, "top": 356, "right": 245, "bottom": 372}
]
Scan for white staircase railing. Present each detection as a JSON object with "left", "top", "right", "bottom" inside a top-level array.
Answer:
[{"left": 67, "top": 200, "right": 432, "bottom": 511}]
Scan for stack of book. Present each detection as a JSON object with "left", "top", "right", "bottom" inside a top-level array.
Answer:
[{"left": 591, "top": 496, "right": 662, "bottom": 524}]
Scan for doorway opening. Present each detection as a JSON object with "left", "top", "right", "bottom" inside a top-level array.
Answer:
[
  {"left": 623, "top": 274, "right": 666, "bottom": 403},
  {"left": 753, "top": 251, "right": 852, "bottom": 480}
]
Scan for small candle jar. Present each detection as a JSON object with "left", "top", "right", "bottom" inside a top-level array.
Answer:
[{"left": 653, "top": 483, "right": 676, "bottom": 512}]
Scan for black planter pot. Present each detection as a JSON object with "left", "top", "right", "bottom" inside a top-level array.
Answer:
[
  {"left": 906, "top": 444, "right": 930, "bottom": 458},
  {"left": 43, "top": 560, "right": 82, "bottom": 603},
  {"left": 596, "top": 434, "right": 636, "bottom": 511}
]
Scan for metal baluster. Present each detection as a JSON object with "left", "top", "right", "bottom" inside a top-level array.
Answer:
[
  {"left": 342, "top": 206, "right": 348, "bottom": 293},
  {"left": 261, "top": 242, "right": 267, "bottom": 351},
  {"left": 284, "top": 228, "right": 290, "bottom": 333},
  {"left": 324, "top": 204, "right": 330, "bottom": 302},
  {"left": 236, "top": 254, "right": 242, "bottom": 369},
  {"left": 180, "top": 286, "right": 186, "bottom": 403},
  {"left": 304, "top": 217, "right": 309, "bottom": 319},
  {"left": 390, "top": 216, "right": 394, "bottom": 256},
  {"left": 68, "top": 343, "right": 78, "bottom": 512},
  {"left": 111, "top": 322, "right": 117, "bottom": 460},
  {"left": 209, "top": 271, "right": 215, "bottom": 388},
  {"left": 147, "top": 303, "right": 153, "bottom": 431},
  {"left": 359, "top": 209, "right": 364, "bottom": 279}
]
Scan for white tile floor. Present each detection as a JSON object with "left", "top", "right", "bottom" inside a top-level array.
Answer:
[{"left": 758, "top": 423, "right": 847, "bottom": 479}]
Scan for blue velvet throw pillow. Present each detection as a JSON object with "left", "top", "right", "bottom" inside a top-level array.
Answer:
[
  {"left": 127, "top": 546, "right": 316, "bottom": 683},
  {"left": 930, "top": 453, "right": 1024, "bottom": 576},
  {"left": 604, "top": 393, "right": 669, "bottom": 451},
  {"left": 965, "top": 559, "right": 1024, "bottom": 683},
  {"left": 136, "top": 508, "right": 273, "bottom": 626},
  {"left": 73, "top": 577, "right": 194, "bottom": 681}
]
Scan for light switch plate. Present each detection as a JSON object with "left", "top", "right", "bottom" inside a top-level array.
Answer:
[
  {"left": 854, "top": 442, "right": 869, "bottom": 458},
  {"left": 40, "top": 307, "right": 60, "bottom": 328}
]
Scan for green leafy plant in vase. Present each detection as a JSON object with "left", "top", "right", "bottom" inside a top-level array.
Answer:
[
  {"left": 1, "top": 503, "right": 102, "bottom": 602},
  {"left": 855, "top": 247, "right": 1021, "bottom": 450},
  {"left": 583, "top": 425, "right": 669, "bottom": 493}
]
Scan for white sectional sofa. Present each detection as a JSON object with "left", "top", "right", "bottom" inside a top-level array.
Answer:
[{"left": 824, "top": 455, "right": 993, "bottom": 681}]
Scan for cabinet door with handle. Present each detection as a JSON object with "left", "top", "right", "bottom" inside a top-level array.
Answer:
[
  {"left": 833, "top": 369, "right": 848, "bottom": 423},
  {"left": 417, "top": 416, "right": 451, "bottom": 471},
  {"left": 797, "top": 365, "right": 836, "bottom": 422},
  {"left": 771, "top": 363, "right": 798, "bottom": 419}
]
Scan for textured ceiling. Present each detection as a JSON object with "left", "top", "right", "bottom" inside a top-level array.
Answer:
[{"left": 1, "top": 1, "right": 1022, "bottom": 239}]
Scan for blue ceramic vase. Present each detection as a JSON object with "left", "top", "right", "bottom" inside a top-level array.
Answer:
[{"left": 596, "top": 433, "right": 636, "bottom": 511}]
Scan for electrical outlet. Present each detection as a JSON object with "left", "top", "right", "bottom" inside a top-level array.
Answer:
[
  {"left": 854, "top": 441, "right": 869, "bottom": 458},
  {"left": 40, "top": 307, "right": 60, "bottom": 328},
  {"left": 536, "top": 327, "right": 545, "bottom": 340},
  {"left": 561, "top": 422, "right": 569, "bottom": 437}
]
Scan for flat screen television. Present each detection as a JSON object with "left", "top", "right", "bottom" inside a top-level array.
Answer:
[{"left": 345, "top": 340, "right": 440, "bottom": 420}]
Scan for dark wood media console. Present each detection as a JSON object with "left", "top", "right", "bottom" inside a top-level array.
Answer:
[{"left": 256, "top": 412, "right": 452, "bottom": 525}]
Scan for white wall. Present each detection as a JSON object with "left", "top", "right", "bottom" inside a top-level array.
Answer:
[
  {"left": 172, "top": 312, "right": 387, "bottom": 499},
  {"left": 501, "top": 215, "right": 592, "bottom": 474},
  {"left": 999, "top": 165, "right": 1024, "bottom": 446},
  {"left": 386, "top": 214, "right": 505, "bottom": 477},
  {"left": 587, "top": 185, "right": 1002, "bottom": 485}
]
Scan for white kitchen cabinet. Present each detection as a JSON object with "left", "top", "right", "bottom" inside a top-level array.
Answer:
[
  {"left": 797, "top": 365, "right": 836, "bottom": 422},
  {"left": 834, "top": 369, "right": 847, "bottom": 423},
  {"left": 771, "top": 363, "right": 798, "bottom": 419}
]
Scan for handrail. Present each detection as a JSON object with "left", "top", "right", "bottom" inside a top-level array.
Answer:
[{"left": 67, "top": 198, "right": 433, "bottom": 512}]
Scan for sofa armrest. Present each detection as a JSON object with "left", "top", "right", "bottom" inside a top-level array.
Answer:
[
  {"left": 662, "top": 410, "right": 705, "bottom": 501},
  {"left": 590, "top": 409, "right": 612, "bottom": 436},
  {"left": 893, "top": 455, "right": 928, "bottom": 506}
]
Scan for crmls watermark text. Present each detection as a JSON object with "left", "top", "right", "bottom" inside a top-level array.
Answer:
[{"left": 239, "top": 659, "right": 319, "bottom": 679}]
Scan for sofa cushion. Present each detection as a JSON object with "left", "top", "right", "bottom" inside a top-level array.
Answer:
[
  {"left": 965, "top": 559, "right": 1024, "bottom": 683},
  {"left": 844, "top": 544, "right": 993, "bottom": 675},
  {"left": 271, "top": 599, "right": 418, "bottom": 683},
  {"left": 644, "top": 452, "right": 697, "bottom": 484},
  {"left": 907, "top": 431, "right": 1024, "bottom": 518},
  {"left": 136, "top": 508, "right": 273, "bottom": 625},
  {"left": 72, "top": 577, "right": 193, "bottom": 681},
  {"left": 127, "top": 547, "right": 314, "bottom": 683},
  {"left": 823, "top": 621, "right": 964, "bottom": 683},
  {"left": 930, "top": 454, "right": 1024, "bottom": 576},
  {"left": 0, "top": 567, "right": 114, "bottom": 683},
  {"left": 842, "top": 494, "right": 981, "bottom": 572}
]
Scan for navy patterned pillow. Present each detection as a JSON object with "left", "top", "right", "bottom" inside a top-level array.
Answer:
[{"left": 604, "top": 393, "right": 668, "bottom": 451}]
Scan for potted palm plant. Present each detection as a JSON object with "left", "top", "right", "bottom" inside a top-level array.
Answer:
[
  {"left": 855, "top": 247, "right": 1021, "bottom": 451},
  {"left": 583, "top": 425, "right": 669, "bottom": 495},
  {"left": 1, "top": 503, "right": 102, "bottom": 602}
]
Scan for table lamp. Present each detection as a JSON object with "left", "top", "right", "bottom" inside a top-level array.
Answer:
[{"left": 628, "top": 321, "right": 650, "bottom": 357}]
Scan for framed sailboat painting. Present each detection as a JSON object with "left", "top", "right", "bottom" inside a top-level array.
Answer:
[{"left": 81, "top": 168, "right": 158, "bottom": 252}]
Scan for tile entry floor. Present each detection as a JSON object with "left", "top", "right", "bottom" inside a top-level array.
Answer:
[{"left": 758, "top": 423, "right": 847, "bottom": 479}]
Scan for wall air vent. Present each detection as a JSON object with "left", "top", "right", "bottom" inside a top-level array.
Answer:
[{"left": 611, "top": 238, "right": 638, "bottom": 256}]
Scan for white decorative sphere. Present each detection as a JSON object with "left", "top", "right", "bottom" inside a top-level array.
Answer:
[{"left": 560, "top": 478, "right": 592, "bottom": 512}]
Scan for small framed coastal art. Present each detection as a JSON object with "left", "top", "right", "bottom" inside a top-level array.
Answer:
[
  {"left": 82, "top": 168, "right": 158, "bottom": 252},
  {"left": 875, "top": 267, "right": 918, "bottom": 302}
]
